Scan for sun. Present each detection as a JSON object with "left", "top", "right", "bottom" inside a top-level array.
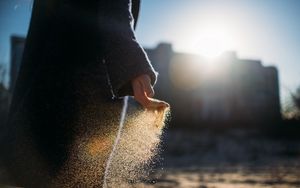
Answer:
[{"left": 193, "top": 25, "right": 235, "bottom": 58}]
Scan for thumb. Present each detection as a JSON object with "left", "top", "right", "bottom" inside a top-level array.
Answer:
[{"left": 141, "top": 75, "right": 154, "bottom": 98}]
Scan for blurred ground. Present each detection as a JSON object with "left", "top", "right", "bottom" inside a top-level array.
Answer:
[
  {"left": 135, "top": 129, "right": 300, "bottom": 188},
  {"left": 136, "top": 166, "right": 300, "bottom": 188}
]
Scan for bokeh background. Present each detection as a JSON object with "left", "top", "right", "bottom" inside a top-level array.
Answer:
[{"left": 1, "top": 0, "right": 300, "bottom": 187}]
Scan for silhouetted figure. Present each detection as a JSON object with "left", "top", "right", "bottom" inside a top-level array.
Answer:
[{"left": 0, "top": 0, "right": 167, "bottom": 187}]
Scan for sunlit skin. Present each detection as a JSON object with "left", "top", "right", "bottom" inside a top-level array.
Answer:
[{"left": 132, "top": 74, "right": 169, "bottom": 109}]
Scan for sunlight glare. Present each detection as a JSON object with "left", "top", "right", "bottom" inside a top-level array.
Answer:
[{"left": 193, "top": 25, "right": 235, "bottom": 59}]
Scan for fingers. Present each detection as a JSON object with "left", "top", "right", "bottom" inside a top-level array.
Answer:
[
  {"left": 146, "top": 99, "right": 169, "bottom": 109},
  {"left": 132, "top": 75, "right": 170, "bottom": 110},
  {"left": 132, "top": 77, "right": 150, "bottom": 108},
  {"left": 131, "top": 74, "right": 169, "bottom": 110},
  {"left": 141, "top": 75, "right": 154, "bottom": 98},
  {"left": 132, "top": 74, "right": 154, "bottom": 108}
]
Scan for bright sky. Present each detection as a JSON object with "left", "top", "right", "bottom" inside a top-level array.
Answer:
[{"left": 0, "top": 0, "right": 300, "bottom": 105}]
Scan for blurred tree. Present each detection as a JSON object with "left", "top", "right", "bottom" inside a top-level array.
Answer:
[
  {"left": 0, "top": 63, "right": 8, "bottom": 94},
  {"left": 0, "top": 64, "right": 9, "bottom": 125},
  {"left": 282, "top": 86, "right": 300, "bottom": 120},
  {"left": 292, "top": 87, "right": 300, "bottom": 111}
]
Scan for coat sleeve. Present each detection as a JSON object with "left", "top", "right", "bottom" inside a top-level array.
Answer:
[{"left": 98, "top": 0, "right": 158, "bottom": 97}]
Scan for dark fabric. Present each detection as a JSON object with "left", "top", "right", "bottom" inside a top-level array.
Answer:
[
  {"left": 1, "top": 0, "right": 157, "bottom": 186},
  {"left": 132, "top": 0, "right": 140, "bottom": 29}
]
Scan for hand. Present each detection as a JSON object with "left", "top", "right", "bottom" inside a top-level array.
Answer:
[
  {"left": 132, "top": 74, "right": 154, "bottom": 108},
  {"left": 132, "top": 74, "right": 170, "bottom": 109}
]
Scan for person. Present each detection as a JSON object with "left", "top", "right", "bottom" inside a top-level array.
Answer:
[{"left": 0, "top": 0, "right": 168, "bottom": 187}]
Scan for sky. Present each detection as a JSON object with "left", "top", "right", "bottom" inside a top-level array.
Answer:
[{"left": 0, "top": 0, "right": 300, "bottom": 105}]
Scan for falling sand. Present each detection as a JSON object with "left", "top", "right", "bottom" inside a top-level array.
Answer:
[
  {"left": 103, "top": 96, "right": 129, "bottom": 188},
  {"left": 52, "top": 97, "right": 170, "bottom": 187}
]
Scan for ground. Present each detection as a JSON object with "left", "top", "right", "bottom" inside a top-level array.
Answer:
[
  {"left": 134, "top": 129, "right": 300, "bottom": 188},
  {"left": 136, "top": 166, "right": 300, "bottom": 188}
]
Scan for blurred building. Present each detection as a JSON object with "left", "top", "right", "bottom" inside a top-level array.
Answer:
[
  {"left": 145, "top": 43, "right": 281, "bottom": 128},
  {"left": 9, "top": 37, "right": 281, "bottom": 128}
]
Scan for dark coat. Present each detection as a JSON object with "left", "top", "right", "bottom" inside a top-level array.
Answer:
[{"left": 1, "top": 0, "right": 157, "bottom": 187}]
